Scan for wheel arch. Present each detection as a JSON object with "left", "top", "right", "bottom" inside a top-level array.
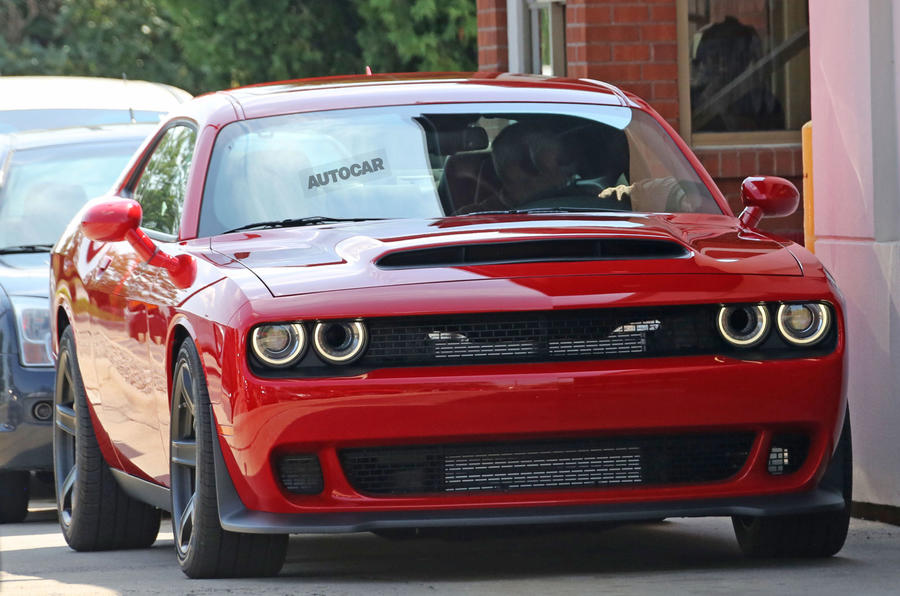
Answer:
[
  {"left": 53, "top": 291, "right": 75, "bottom": 355},
  {"left": 57, "top": 305, "right": 71, "bottom": 337},
  {"left": 167, "top": 318, "right": 194, "bottom": 406}
]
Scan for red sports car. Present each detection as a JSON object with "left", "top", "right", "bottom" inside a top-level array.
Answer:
[{"left": 50, "top": 73, "right": 850, "bottom": 578}]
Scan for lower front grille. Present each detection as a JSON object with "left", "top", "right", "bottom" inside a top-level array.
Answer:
[
  {"left": 276, "top": 454, "right": 324, "bottom": 495},
  {"left": 339, "top": 433, "right": 755, "bottom": 496}
]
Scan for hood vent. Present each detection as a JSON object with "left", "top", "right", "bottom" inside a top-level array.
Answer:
[{"left": 376, "top": 238, "right": 689, "bottom": 269}]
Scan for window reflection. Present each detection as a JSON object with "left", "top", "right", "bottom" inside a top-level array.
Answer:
[{"left": 688, "top": 0, "right": 810, "bottom": 133}]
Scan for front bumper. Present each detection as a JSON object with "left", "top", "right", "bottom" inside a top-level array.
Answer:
[
  {"left": 215, "top": 348, "right": 846, "bottom": 521},
  {"left": 0, "top": 353, "right": 54, "bottom": 471},
  {"left": 211, "top": 422, "right": 845, "bottom": 533}
]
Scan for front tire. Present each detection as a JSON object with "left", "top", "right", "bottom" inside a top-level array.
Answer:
[
  {"left": 0, "top": 471, "right": 30, "bottom": 523},
  {"left": 732, "top": 409, "right": 852, "bottom": 558},
  {"left": 53, "top": 326, "right": 161, "bottom": 550},
  {"left": 170, "top": 338, "right": 287, "bottom": 578}
]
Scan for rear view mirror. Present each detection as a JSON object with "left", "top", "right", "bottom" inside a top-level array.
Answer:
[
  {"left": 81, "top": 198, "right": 141, "bottom": 242},
  {"left": 80, "top": 198, "right": 195, "bottom": 289},
  {"left": 738, "top": 176, "right": 800, "bottom": 229}
]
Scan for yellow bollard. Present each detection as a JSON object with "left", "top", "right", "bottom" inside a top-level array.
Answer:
[{"left": 802, "top": 121, "right": 814, "bottom": 252}]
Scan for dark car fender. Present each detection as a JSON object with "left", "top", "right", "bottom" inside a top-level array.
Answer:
[{"left": 0, "top": 287, "right": 55, "bottom": 471}]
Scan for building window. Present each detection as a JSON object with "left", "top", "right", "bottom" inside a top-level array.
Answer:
[
  {"left": 530, "top": 1, "right": 566, "bottom": 76},
  {"left": 508, "top": 0, "right": 566, "bottom": 76},
  {"left": 680, "top": 0, "right": 810, "bottom": 144}
]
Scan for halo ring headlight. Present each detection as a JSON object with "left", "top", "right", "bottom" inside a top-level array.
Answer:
[
  {"left": 313, "top": 320, "right": 368, "bottom": 364},
  {"left": 776, "top": 303, "right": 831, "bottom": 346},
  {"left": 716, "top": 304, "right": 770, "bottom": 348},
  {"left": 250, "top": 323, "right": 306, "bottom": 367}
]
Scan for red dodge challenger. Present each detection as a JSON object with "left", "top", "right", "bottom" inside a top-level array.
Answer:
[{"left": 49, "top": 73, "right": 850, "bottom": 578}]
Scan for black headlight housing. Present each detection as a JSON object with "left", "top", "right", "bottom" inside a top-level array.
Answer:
[
  {"left": 249, "top": 319, "right": 369, "bottom": 372},
  {"left": 715, "top": 301, "right": 836, "bottom": 352}
]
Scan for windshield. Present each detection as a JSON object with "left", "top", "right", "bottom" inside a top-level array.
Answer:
[
  {"left": 0, "top": 109, "right": 166, "bottom": 133},
  {"left": 199, "top": 103, "right": 721, "bottom": 237},
  {"left": 0, "top": 138, "right": 143, "bottom": 248}
]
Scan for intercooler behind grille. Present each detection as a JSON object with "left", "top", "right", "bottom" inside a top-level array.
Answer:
[
  {"left": 363, "top": 306, "right": 719, "bottom": 367},
  {"left": 339, "top": 433, "right": 755, "bottom": 496}
]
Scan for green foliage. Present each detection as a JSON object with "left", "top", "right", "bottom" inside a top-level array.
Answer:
[
  {"left": 0, "top": 0, "right": 476, "bottom": 94},
  {"left": 0, "top": 0, "right": 203, "bottom": 90},
  {"left": 354, "top": 0, "right": 476, "bottom": 73},
  {"left": 161, "top": 0, "right": 363, "bottom": 89}
]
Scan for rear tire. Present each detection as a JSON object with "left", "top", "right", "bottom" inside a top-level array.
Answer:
[
  {"left": 732, "top": 409, "right": 852, "bottom": 558},
  {"left": 53, "top": 326, "right": 161, "bottom": 550},
  {"left": 170, "top": 338, "right": 288, "bottom": 578},
  {"left": 0, "top": 471, "right": 30, "bottom": 523}
]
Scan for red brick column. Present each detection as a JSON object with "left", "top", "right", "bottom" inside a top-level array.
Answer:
[
  {"left": 696, "top": 145, "right": 805, "bottom": 243},
  {"left": 566, "top": 0, "right": 679, "bottom": 129},
  {"left": 477, "top": 0, "right": 508, "bottom": 71}
]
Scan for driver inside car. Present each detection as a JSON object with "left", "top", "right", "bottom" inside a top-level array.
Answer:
[{"left": 455, "top": 119, "right": 703, "bottom": 215}]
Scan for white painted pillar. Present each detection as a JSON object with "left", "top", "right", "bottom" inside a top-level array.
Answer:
[
  {"left": 507, "top": 0, "right": 531, "bottom": 73},
  {"left": 810, "top": 0, "right": 900, "bottom": 507}
]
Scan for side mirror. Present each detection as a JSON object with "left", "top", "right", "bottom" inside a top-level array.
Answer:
[
  {"left": 738, "top": 176, "right": 800, "bottom": 229},
  {"left": 81, "top": 198, "right": 141, "bottom": 242},
  {"left": 80, "top": 198, "right": 195, "bottom": 289}
]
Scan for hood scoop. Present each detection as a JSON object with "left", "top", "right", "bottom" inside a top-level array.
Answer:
[{"left": 376, "top": 238, "right": 689, "bottom": 269}]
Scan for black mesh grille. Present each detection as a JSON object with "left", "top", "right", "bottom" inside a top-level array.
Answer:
[
  {"left": 276, "top": 454, "right": 324, "bottom": 495},
  {"left": 339, "top": 433, "right": 755, "bottom": 496},
  {"left": 363, "top": 306, "right": 720, "bottom": 367}
]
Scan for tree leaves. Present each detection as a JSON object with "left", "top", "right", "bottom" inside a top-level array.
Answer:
[{"left": 0, "top": 0, "right": 476, "bottom": 94}]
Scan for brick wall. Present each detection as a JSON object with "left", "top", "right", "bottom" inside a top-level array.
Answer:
[
  {"left": 566, "top": 0, "right": 679, "bottom": 130},
  {"left": 477, "top": 0, "right": 508, "bottom": 71},
  {"left": 695, "top": 145, "right": 805, "bottom": 243},
  {"left": 475, "top": 0, "right": 807, "bottom": 244}
]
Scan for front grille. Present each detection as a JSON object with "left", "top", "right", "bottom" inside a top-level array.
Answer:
[
  {"left": 340, "top": 433, "right": 755, "bottom": 496},
  {"left": 363, "top": 306, "right": 720, "bottom": 367}
]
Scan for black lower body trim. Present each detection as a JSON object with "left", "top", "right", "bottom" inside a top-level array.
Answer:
[
  {"left": 110, "top": 467, "right": 170, "bottom": 512},
  {"left": 210, "top": 422, "right": 844, "bottom": 534}
]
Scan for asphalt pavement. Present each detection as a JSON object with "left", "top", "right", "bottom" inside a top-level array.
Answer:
[{"left": 1, "top": 500, "right": 897, "bottom": 595}]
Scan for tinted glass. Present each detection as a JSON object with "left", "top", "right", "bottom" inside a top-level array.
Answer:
[
  {"left": 133, "top": 125, "right": 196, "bottom": 236},
  {"left": 199, "top": 103, "right": 720, "bottom": 237},
  {"left": 0, "top": 109, "right": 167, "bottom": 134},
  {"left": 0, "top": 138, "right": 143, "bottom": 249}
]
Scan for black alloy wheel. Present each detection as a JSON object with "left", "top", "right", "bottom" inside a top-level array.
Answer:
[
  {"left": 53, "top": 326, "right": 161, "bottom": 550},
  {"left": 170, "top": 338, "right": 288, "bottom": 578},
  {"left": 54, "top": 345, "right": 78, "bottom": 531},
  {"left": 170, "top": 352, "right": 197, "bottom": 563}
]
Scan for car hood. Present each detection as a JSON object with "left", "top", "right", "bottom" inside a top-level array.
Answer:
[
  {"left": 0, "top": 252, "right": 51, "bottom": 298},
  {"left": 210, "top": 213, "right": 803, "bottom": 297}
]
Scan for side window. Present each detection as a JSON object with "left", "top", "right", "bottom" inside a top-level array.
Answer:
[{"left": 133, "top": 125, "right": 196, "bottom": 237}]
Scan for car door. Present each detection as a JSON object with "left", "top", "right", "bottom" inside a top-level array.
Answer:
[{"left": 86, "top": 123, "right": 196, "bottom": 483}]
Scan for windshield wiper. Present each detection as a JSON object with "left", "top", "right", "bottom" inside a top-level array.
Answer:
[
  {"left": 224, "top": 216, "right": 384, "bottom": 234},
  {"left": 461, "top": 207, "right": 626, "bottom": 216},
  {"left": 0, "top": 244, "right": 55, "bottom": 254}
]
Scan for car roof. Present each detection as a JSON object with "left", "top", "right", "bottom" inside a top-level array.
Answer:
[
  {"left": 0, "top": 123, "right": 157, "bottom": 152},
  {"left": 216, "top": 72, "right": 636, "bottom": 120},
  {"left": 0, "top": 76, "right": 191, "bottom": 111}
]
